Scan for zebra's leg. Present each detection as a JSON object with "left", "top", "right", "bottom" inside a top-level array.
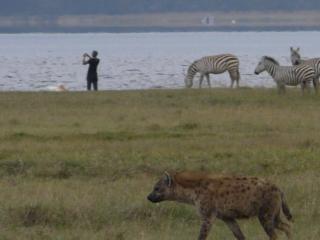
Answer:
[
  {"left": 230, "top": 80, "right": 235, "bottom": 88},
  {"left": 312, "top": 76, "right": 319, "bottom": 94},
  {"left": 236, "top": 69, "right": 240, "bottom": 88},
  {"left": 237, "top": 71, "right": 240, "bottom": 88},
  {"left": 277, "top": 83, "right": 285, "bottom": 94},
  {"left": 205, "top": 74, "right": 211, "bottom": 88},
  {"left": 276, "top": 83, "right": 280, "bottom": 94},
  {"left": 229, "top": 70, "right": 238, "bottom": 88},
  {"left": 300, "top": 81, "right": 308, "bottom": 95},
  {"left": 307, "top": 80, "right": 312, "bottom": 94},
  {"left": 199, "top": 74, "right": 204, "bottom": 88},
  {"left": 300, "top": 82, "right": 305, "bottom": 95}
]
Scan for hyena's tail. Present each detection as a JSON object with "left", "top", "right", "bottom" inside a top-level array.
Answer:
[{"left": 281, "top": 192, "right": 293, "bottom": 221}]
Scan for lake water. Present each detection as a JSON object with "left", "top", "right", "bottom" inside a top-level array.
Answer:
[{"left": 0, "top": 32, "right": 319, "bottom": 91}]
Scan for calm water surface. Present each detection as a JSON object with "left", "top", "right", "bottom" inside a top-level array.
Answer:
[{"left": 0, "top": 32, "right": 319, "bottom": 91}]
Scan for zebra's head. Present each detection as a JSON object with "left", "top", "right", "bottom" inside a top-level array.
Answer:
[
  {"left": 254, "top": 57, "right": 267, "bottom": 75},
  {"left": 255, "top": 56, "right": 279, "bottom": 75},
  {"left": 184, "top": 75, "right": 193, "bottom": 88},
  {"left": 184, "top": 63, "right": 197, "bottom": 88},
  {"left": 290, "top": 47, "right": 301, "bottom": 65}
]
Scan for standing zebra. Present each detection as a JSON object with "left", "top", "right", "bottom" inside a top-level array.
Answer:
[
  {"left": 290, "top": 47, "right": 320, "bottom": 92},
  {"left": 184, "top": 54, "right": 240, "bottom": 88},
  {"left": 254, "top": 56, "right": 315, "bottom": 94}
]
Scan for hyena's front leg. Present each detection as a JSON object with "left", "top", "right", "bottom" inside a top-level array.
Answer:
[
  {"left": 198, "top": 218, "right": 214, "bottom": 240},
  {"left": 223, "top": 218, "right": 246, "bottom": 240},
  {"left": 198, "top": 210, "right": 215, "bottom": 240}
]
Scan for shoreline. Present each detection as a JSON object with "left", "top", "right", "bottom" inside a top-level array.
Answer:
[{"left": 0, "top": 87, "right": 304, "bottom": 94}]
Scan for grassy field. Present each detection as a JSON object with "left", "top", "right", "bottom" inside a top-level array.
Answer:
[{"left": 0, "top": 89, "right": 319, "bottom": 239}]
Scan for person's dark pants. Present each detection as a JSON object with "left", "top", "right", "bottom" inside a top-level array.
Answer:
[{"left": 87, "top": 79, "right": 98, "bottom": 91}]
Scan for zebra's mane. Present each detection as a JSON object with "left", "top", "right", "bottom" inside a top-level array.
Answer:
[
  {"left": 291, "top": 47, "right": 301, "bottom": 56},
  {"left": 263, "top": 56, "right": 280, "bottom": 65}
]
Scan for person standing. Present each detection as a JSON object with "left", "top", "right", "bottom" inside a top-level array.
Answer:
[{"left": 83, "top": 51, "right": 100, "bottom": 91}]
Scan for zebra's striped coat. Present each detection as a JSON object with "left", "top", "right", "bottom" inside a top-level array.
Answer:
[
  {"left": 290, "top": 47, "right": 320, "bottom": 92},
  {"left": 254, "top": 56, "right": 315, "bottom": 94},
  {"left": 185, "top": 54, "right": 240, "bottom": 88}
]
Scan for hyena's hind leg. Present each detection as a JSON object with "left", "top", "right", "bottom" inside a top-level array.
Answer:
[
  {"left": 258, "top": 199, "right": 281, "bottom": 240},
  {"left": 228, "top": 69, "right": 240, "bottom": 88},
  {"left": 258, "top": 213, "right": 278, "bottom": 240},
  {"left": 274, "top": 214, "right": 292, "bottom": 240},
  {"left": 223, "top": 218, "right": 245, "bottom": 240}
]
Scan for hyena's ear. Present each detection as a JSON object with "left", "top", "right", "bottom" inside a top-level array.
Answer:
[
  {"left": 290, "top": 47, "right": 293, "bottom": 51},
  {"left": 164, "top": 172, "right": 172, "bottom": 188},
  {"left": 297, "top": 47, "right": 300, "bottom": 52}
]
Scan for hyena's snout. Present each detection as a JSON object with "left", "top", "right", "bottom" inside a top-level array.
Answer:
[
  {"left": 148, "top": 172, "right": 172, "bottom": 203},
  {"left": 147, "top": 192, "right": 162, "bottom": 203}
]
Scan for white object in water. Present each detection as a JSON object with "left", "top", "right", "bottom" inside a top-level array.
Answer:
[{"left": 46, "top": 84, "right": 68, "bottom": 92}]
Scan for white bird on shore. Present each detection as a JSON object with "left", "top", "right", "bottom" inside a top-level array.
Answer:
[{"left": 46, "top": 84, "right": 68, "bottom": 92}]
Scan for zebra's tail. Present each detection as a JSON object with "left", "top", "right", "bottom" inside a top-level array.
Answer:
[{"left": 236, "top": 69, "right": 240, "bottom": 81}]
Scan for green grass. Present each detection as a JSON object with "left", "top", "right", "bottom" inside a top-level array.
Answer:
[{"left": 0, "top": 88, "right": 319, "bottom": 239}]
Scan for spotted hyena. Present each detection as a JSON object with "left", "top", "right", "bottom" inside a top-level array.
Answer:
[{"left": 147, "top": 171, "right": 292, "bottom": 240}]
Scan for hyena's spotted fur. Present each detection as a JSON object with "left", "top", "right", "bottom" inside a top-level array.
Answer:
[{"left": 147, "top": 171, "right": 292, "bottom": 240}]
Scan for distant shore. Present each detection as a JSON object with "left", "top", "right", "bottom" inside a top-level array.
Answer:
[
  {"left": 2, "top": 11, "right": 320, "bottom": 33},
  {"left": 2, "top": 26, "right": 320, "bottom": 34}
]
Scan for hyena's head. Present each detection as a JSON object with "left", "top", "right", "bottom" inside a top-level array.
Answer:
[{"left": 147, "top": 172, "right": 174, "bottom": 203}]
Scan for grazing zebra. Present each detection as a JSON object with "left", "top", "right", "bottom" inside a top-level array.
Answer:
[
  {"left": 184, "top": 54, "right": 240, "bottom": 88},
  {"left": 290, "top": 47, "right": 320, "bottom": 92},
  {"left": 254, "top": 56, "right": 315, "bottom": 94}
]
